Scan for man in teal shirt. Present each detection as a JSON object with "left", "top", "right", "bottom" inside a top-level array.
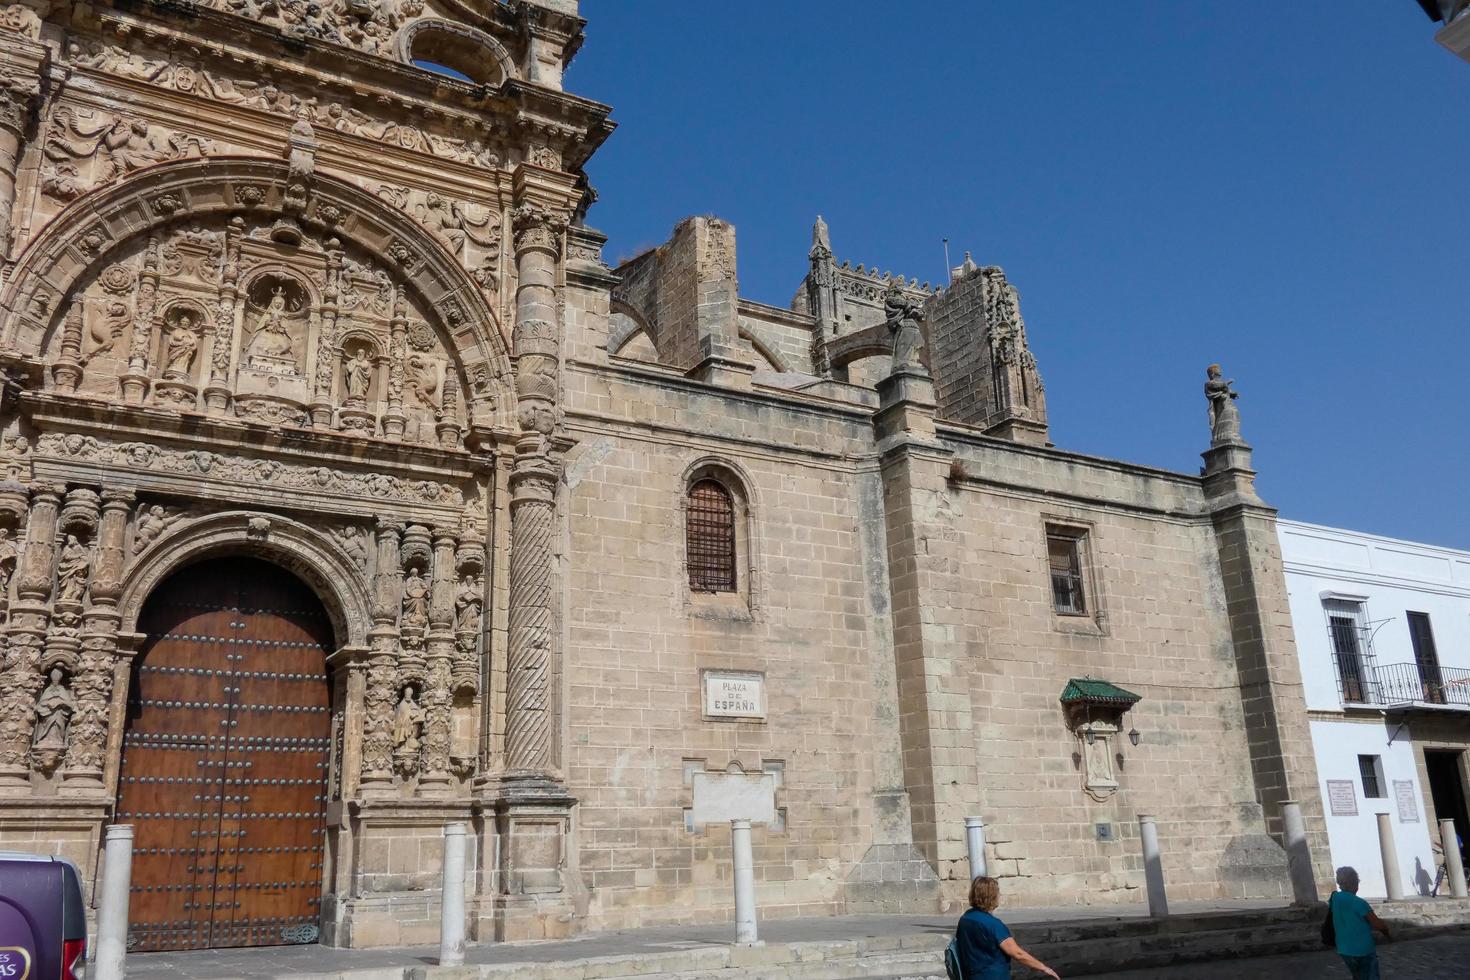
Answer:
[{"left": 1331, "top": 866, "right": 1392, "bottom": 979}]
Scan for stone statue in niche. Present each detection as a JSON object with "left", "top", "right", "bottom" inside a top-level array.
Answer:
[
  {"left": 455, "top": 573, "right": 481, "bottom": 634},
  {"left": 31, "top": 668, "right": 76, "bottom": 758},
  {"left": 55, "top": 535, "right": 90, "bottom": 603},
  {"left": 400, "top": 567, "right": 429, "bottom": 630},
  {"left": 242, "top": 278, "right": 308, "bottom": 375},
  {"left": 0, "top": 527, "right": 16, "bottom": 601},
  {"left": 883, "top": 281, "right": 927, "bottom": 376},
  {"left": 1077, "top": 721, "right": 1120, "bottom": 801},
  {"left": 1205, "top": 363, "right": 1242, "bottom": 445},
  {"left": 392, "top": 685, "right": 423, "bottom": 765},
  {"left": 342, "top": 346, "right": 373, "bottom": 405},
  {"left": 163, "top": 312, "right": 201, "bottom": 379}
]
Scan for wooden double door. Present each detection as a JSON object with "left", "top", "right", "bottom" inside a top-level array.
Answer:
[{"left": 115, "top": 556, "right": 333, "bottom": 951}]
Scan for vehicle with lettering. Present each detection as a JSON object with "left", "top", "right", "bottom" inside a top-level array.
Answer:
[{"left": 0, "top": 851, "right": 87, "bottom": 979}]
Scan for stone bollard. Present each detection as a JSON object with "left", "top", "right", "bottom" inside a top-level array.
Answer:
[
  {"left": 1376, "top": 812, "right": 1405, "bottom": 901},
  {"left": 731, "top": 819, "right": 758, "bottom": 945},
  {"left": 1440, "top": 819, "right": 1468, "bottom": 899},
  {"left": 1281, "top": 801, "right": 1319, "bottom": 905},
  {"left": 965, "top": 816, "right": 987, "bottom": 881},
  {"left": 94, "top": 824, "right": 134, "bottom": 980},
  {"left": 439, "top": 822, "right": 467, "bottom": 966},
  {"left": 1138, "top": 814, "right": 1168, "bottom": 917}
]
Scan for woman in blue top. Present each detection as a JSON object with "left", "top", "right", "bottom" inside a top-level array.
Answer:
[
  {"left": 1330, "top": 866, "right": 1391, "bottom": 980},
  {"left": 956, "top": 876, "right": 1059, "bottom": 979}
]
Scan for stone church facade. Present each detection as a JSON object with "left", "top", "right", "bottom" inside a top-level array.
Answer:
[{"left": 0, "top": 0, "right": 1330, "bottom": 952}]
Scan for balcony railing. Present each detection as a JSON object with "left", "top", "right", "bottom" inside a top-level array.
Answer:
[{"left": 1346, "top": 662, "right": 1470, "bottom": 709}]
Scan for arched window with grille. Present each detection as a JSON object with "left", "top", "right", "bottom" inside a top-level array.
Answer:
[{"left": 686, "top": 479, "right": 737, "bottom": 593}]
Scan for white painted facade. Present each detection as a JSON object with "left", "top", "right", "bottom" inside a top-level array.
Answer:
[{"left": 1279, "top": 519, "right": 1470, "bottom": 899}]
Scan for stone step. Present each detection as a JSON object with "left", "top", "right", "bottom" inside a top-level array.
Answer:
[{"left": 290, "top": 905, "right": 1470, "bottom": 980}]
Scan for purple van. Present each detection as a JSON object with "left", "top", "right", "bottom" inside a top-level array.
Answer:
[{"left": 0, "top": 852, "right": 87, "bottom": 979}]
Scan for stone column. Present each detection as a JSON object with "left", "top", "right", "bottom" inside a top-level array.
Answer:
[
  {"left": 50, "top": 297, "right": 84, "bottom": 393},
  {"left": 731, "top": 818, "right": 758, "bottom": 945},
  {"left": 1139, "top": 813, "right": 1169, "bottom": 917},
  {"left": 1281, "top": 800, "right": 1318, "bottom": 905},
  {"left": 120, "top": 237, "right": 161, "bottom": 405},
  {"left": 0, "top": 54, "right": 44, "bottom": 261},
  {"left": 359, "top": 520, "right": 402, "bottom": 798},
  {"left": 489, "top": 176, "right": 581, "bottom": 942},
  {"left": 381, "top": 289, "right": 408, "bottom": 439},
  {"left": 62, "top": 488, "right": 131, "bottom": 794},
  {"left": 203, "top": 217, "right": 244, "bottom": 412},
  {"left": 1377, "top": 812, "right": 1404, "bottom": 901},
  {"left": 93, "top": 823, "right": 133, "bottom": 980},
  {"left": 1440, "top": 818, "right": 1467, "bottom": 898},
  {"left": 965, "top": 816, "right": 987, "bottom": 881},
  {"left": 439, "top": 822, "right": 468, "bottom": 965},
  {"left": 419, "top": 528, "right": 458, "bottom": 797},
  {"left": 0, "top": 485, "right": 62, "bottom": 789},
  {"left": 310, "top": 239, "right": 343, "bottom": 427}
]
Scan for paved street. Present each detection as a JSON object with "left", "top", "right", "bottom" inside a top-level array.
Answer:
[{"left": 887, "top": 933, "right": 1470, "bottom": 980}]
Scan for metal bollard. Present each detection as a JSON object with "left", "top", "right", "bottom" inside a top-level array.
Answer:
[
  {"left": 439, "top": 822, "right": 467, "bottom": 966},
  {"left": 1440, "top": 819, "right": 1468, "bottom": 899},
  {"left": 965, "top": 816, "right": 987, "bottom": 881},
  {"left": 731, "top": 819, "right": 758, "bottom": 945},
  {"left": 1138, "top": 814, "right": 1169, "bottom": 917},
  {"left": 1376, "top": 812, "right": 1405, "bottom": 901},
  {"left": 1281, "top": 801, "right": 1319, "bottom": 905},
  {"left": 94, "top": 824, "right": 134, "bottom": 980}
]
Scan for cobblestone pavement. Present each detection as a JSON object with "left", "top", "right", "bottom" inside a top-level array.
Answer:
[{"left": 886, "top": 933, "right": 1470, "bottom": 980}]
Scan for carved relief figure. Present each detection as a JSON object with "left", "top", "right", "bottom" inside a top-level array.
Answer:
[
  {"left": 163, "top": 313, "right": 200, "bottom": 378},
  {"left": 401, "top": 568, "right": 429, "bottom": 629},
  {"left": 31, "top": 668, "right": 75, "bottom": 755},
  {"left": 343, "top": 346, "right": 373, "bottom": 404},
  {"left": 392, "top": 685, "right": 423, "bottom": 755},
  {"left": 0, "top": 528, "right": 16, "bottom": 601},
  {"left": 55, "top": 536, "right": 90, "bottom": 603},
  {"left": 406, "top": 354, "right": 439, "bottom": 411},
  {"left": 454, "top": 574, "right": 481, "bottom": 634},
  {"left": 82, "top": 302, "right": 131, "bottom": 365},
  {"left": 1205, "top": 363, "right": 1242, "bottom": 445},
  {"left": 132, "top": 505, "right": 174, "bottom": 554}
]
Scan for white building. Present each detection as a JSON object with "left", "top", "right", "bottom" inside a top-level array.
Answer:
[{"left": 1280, "top": 519, "right": 1470, "bottom": 899}]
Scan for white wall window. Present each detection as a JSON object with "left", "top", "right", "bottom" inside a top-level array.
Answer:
[
  {"left": 1325, "top": 598, "right": 1374, "bottom": 704},
  {"left": 1358, "top": 754, "right": 1385, "bottom": 799}
]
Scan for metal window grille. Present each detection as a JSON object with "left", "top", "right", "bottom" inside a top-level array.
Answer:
[
  {"left": 1408, "top": 612, "right": 1445, "bottom": 704},
  {"left": 1358, "top": 754, "right": 1384, "bottom": 798},
  {"left": 1047, "top": 534, "right": 1086, "bottom": 615},
  {"left": 1325, "top": 599, "right": 1376, "bottom": 704},
  {"left": 687, "top": 480, "right": 736, "bottom": 593}
]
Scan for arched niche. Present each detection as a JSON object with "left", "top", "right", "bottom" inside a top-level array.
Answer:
[
  {"left": 0, "top": 158, "right": 514, "bottom": 429},
  {"left": 395, "top": 18, "right": 517, "bottom": 86}
]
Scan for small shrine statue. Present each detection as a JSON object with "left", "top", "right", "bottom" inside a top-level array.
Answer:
[
  {"left": 247, "top": 288, "right": 295, "bottom": 364},
  {"left": 1204, "top": 363, "right": 1242, "bottom": 445},
  {"left": 343, "top": 348, "right": 373, "bottom": 403},
  {"left": 0, "top": 527, "right": 16, "bottom": 600},
  {"left": 31, "top": 667, "right": 75, "bottom": 753},
  {"left": 163, "top": 314, "right": 200, "bottom": 378},
  {"left": 392, "top": 685, "right": 423, "bottom": 756},
  {"left": 454, "top": 573, "right": 482, "bottom": 634},
  {"left": 401, "top": 567, "right": 429, "bottom": 629},
  {"left": 883, "top": 281, "right": 927, "bottom": 376},
  {"left": 55, "top": 535, "right": 90, "bottom": 603}
]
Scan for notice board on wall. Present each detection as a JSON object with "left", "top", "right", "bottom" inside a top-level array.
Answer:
[
  {"left": 1326, "top": 779, "right": 1358, "bottom": 817},
  {"left": 1394, "top": 780, "right": 1420, "bottom": 823}
]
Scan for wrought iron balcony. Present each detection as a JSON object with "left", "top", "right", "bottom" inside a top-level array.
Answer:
[{"left": 1343, "top": 662, "right": 1470, "bottom": 710}]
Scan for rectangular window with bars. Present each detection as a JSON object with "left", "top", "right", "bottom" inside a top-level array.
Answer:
[
  {"left": 1047, "top": 530, "right": 1087, "bottom": 616},
  {"left": 1358, "top": 754, "right": 1384, "bottom": 799},
  {"left": 1325, "top": 599, "right": 1372, "bottom": 704}
]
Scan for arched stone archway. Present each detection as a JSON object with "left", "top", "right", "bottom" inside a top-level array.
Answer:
[
  {"left": 1, "top": 156, "right": 515, "bottom": 427},
  {"left": 120, "top": 510, "right": 372, "bottom": 650}
]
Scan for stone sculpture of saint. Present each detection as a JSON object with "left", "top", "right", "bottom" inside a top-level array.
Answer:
[
  {"left": 247, "top": 288, "right": 295, "bottom": 363},
  {"left": 392, "top": 686, "right": 423, "bottom": 756},
  {"left": 163, "top": 314, "right": 199, "bottom": 378},
  {"left": 401, "top": 568, "right": 429, "bottom": 629},
  {"left": 455, "top": 574, "right": 481, "bottom": 634},
  {"left": 343, "top": 348, "right": 373, "bottom": 403},
  {"left": 0, "top": 527, "right": 16, "bottom": 600},
  {"left": 55, "top": 535, "right": 90, "bottom": 604},
  {"left": 1204, "top": 363, "right": 1242, "bottom": 445},
  {"left": 31, "top": 668, "right": 75, "bottom": 752},
  {"left": 883, "top": 281, "right": 927, "bottom": 376}
]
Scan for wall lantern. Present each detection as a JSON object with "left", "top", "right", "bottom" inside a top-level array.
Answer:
[{"left": 1128, "top": 727, "right": 1140, "bottom": 747}]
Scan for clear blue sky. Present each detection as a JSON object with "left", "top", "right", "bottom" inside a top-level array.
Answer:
[{"left": 568, "top": 2, "right": 1468, "bottom": 549}]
